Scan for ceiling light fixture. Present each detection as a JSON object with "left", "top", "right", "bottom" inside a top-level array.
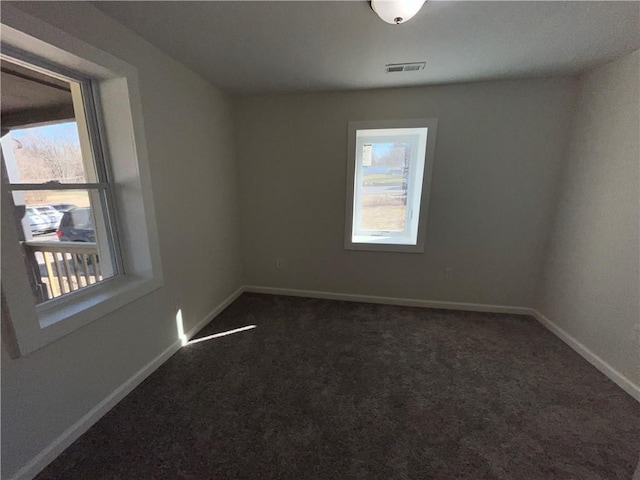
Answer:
[{"left": 371, "top": 0, "right": 427, "bottom": 25}]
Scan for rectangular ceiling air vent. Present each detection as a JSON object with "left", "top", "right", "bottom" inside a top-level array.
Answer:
[{"left": 385, "top": 62, "right": 426, "bottom": 73}]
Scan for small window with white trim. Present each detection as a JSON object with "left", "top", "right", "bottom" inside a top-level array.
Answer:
[
  {"left": 345, "top": 119, "right": 438, "bottom": 253},
  {"left": 1, "top": 56, "right": 120, "bottom": 305}
]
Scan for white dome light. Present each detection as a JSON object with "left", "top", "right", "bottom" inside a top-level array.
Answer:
[{"left": 371, "top": 0, "right": 427, "bottom": 25}]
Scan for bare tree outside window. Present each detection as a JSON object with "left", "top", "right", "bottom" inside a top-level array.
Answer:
[{"left": 14, "top": 124, "right": 85, "bottom": 183}]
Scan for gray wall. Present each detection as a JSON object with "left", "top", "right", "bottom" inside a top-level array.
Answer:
[
  {"left": 1, "top": 3, "right": 243, "bottom": 478},
  {"left": 235, "top": 78, "right": 577, "bottom": 307},
  {"left": 536, "top": 50, "right": 640, "bottom": 386},
  {"left": 3, "top": 4, "right": 635, "bottom": 479}
]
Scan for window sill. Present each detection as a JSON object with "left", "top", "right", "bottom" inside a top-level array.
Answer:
[
  {"left": 346, "top": 235, "right": 425, "bottom": 253},
  {"left": 28, "top": 274, "right": 162, "bottom": 353}
]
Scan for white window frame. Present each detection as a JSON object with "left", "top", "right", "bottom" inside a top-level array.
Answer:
[
  {"left": 1, "top": 7, "right": 164, "bottom": 357},
  {"left": 2, "top": 55, "right": 123, "bottom": 296},
  {"left": 344, "top": 118, "right": 438, "bottom": 253}
]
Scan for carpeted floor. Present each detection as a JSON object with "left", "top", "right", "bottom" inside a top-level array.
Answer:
[{"left": 36, "top": 293, "right": 639, "bottom": 480}]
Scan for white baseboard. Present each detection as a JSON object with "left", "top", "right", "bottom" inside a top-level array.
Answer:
[
  {"left": 8, "top": 340, "right": 182, "bottom": 480},
  {"left": 244, "top": 285, "right": 532, "bottom": 315},
  {"left": 11, "top": 286, "right": 638, "bottom": 479},
  {"left": 247, "top": 286, "right": 639, "bottom": 402},
  {"left": 531, "top": 309, "right": 640, "bottom": 402},
  {"left": 9, "top": 286, "right": 246, "bottom": 480}
]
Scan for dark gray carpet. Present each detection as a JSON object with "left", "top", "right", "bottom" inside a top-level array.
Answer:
[{"left": 36, "top": 293, "right": 639, "bottom": 480}]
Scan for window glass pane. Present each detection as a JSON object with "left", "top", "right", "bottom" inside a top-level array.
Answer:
[
  {"left": 11, "top": 189, "right": 116, "bottom": 304},
  {"left": 1, "top": 57, "right": 117, "bottom": 306},
  {"left": 358, "top": 141, "right": 411, "bottom": 232},
  {"left": 0, "top": 58, "right": 97, "bottom": 184},
  {"left": 7, "top": 122, "right": 94, "bottom": 184}
]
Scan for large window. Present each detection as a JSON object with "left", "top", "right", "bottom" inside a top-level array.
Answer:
[
  {"left": 344, "top": 119, "right": 438, "bottom": 253},
  {"left": 1, "top": 56, "right": 120, "bottom": 306},
  {"left": 1, "top": 12, "right": 163, "bottom": 357}
]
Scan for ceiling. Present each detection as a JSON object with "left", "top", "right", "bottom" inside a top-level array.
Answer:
[
  {"left": 93, "top": 1, "right": 640, "bottom": 95},
  {"left": 1, "top": 60, "right": 74, "bottom": 130}
]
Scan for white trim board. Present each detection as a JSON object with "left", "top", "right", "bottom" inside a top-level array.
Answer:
[
  {"left": 244, "top": 285, "right": 532, "bottom": 315},
  {"left": 8, "top": 286, "right": 245, "bottom": 480},
  {"left": 530, "top": 309, "right": 640, "bottom": 402}
]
